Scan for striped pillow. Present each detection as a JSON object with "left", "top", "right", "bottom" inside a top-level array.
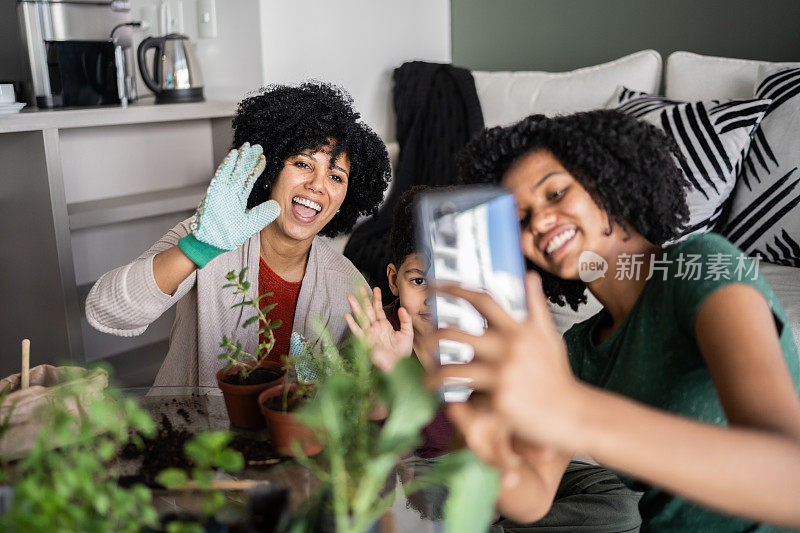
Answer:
[
  {"left": 723, "top": 67, "right": 800, "bottom": 266},
  {"left": 607, "top": 86, "right": 770, "bottom": 240}
]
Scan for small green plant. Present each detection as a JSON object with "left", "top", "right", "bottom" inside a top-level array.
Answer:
[
  {"left": 156, "top": 431, "right": 246, "bottom": 532},
  {"left": 0, "top": 366, "right": 159, "bottom": 533},
  {"left": 219, "top": 267, "right": 282, "bottom": 380}
]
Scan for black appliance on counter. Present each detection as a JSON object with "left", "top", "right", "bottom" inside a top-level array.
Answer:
[
  {"left": 17, "top": 0, "right": 136, "bottom": 108},
  {"left": 45, "top": 40, "right": 120, "bottom": 107}
]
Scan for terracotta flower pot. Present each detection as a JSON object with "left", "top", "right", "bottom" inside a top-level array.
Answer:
[
  {"left": 216, "top": 361, "right": 285, "bottom": 429},
  {"left": 258, "top": 383, "right": 323, "bottom": 457}
]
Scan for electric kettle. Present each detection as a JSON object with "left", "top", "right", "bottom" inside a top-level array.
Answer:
[{"left": 137, "top": 33, "right": 204, "bottom": 104}]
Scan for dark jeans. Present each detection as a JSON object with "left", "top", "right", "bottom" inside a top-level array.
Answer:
[{"left": 490, "top": 461, "right": 642, "bottom": 533}]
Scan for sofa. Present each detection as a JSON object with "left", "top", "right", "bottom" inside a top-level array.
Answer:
[{"left": 466, "top": 50, "right": 800, "bottom": 351}]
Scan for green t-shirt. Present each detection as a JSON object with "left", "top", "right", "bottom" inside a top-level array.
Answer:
[{"left": 564, "top": 233, "right": 800, "bottom": 532}]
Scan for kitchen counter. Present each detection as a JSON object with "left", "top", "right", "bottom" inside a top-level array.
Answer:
[{"left": 0, "top": 100, "right": 237, "bottom": 133}]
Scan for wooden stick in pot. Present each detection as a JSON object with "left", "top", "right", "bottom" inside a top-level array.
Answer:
[{"left": 21, "top": 339, "right": 30, "bottom": 389}]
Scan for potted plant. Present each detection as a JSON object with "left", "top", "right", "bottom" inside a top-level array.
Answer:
[
  {"left": 258, "top": 381, "right": 321, "bottom": 457},
  {"left": 216, "top": 268, "right": 286, "bottom": 428},
  {"left": 256, "top": 331, "right": 336, "bottom": 457}
]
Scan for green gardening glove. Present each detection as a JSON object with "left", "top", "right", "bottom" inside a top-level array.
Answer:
[{"left": 179, "top": 142, "right": 280, "bottom": 268}]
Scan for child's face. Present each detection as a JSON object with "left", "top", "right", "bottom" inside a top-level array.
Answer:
[{"left": 387, "top": 253, "right": 433, "bottom": 338}]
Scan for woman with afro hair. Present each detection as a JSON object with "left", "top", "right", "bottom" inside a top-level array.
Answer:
[
  {"left": 431, "top": 110, "right": 800, "bottom": 530},
  {"left": 86, "top": 82, "right": 391, "bottom": 387}
]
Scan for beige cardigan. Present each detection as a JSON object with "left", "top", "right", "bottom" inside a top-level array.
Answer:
[{"left": 85, "top": 218, "right": 367, "bottom": 386}]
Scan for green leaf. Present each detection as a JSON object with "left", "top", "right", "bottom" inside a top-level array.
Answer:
[
  {"left": 261, "top": 302, "right": 277, "bottom": 314},
  {"left": 268, "top": 319, "right": 283, "bottom": 330},
  {"left": 225, "top": 271, "right": 236, "bottom": 281},
  {"left": 156, "top": 468, "right": 189, "bottom": 489},
  {"left": 94, "top": 493, "right": 111, "bottom": 515},
  {"left": 436, "top": 450, "right": 501, "bottom": 533},
  {"left": 351, "top": 453, "right": 397, "bottom": 519},
  {"left": 201, "top": 491, "right": 226, "bottom": 516},
  {"left": 242, "top": 316, "right": 260, "bottom": 328},
  {"left": 97, "top": 440, "right": 115, "bottom": 461},
  {"left": 193, "top": 431, "right": 232, "bottom": 451},
  {"left": 216, "top": 448, "right": 244, "bottom": 472},
  {"left": 242, "top": 281, "right": 251, "bottom": 291},
  {"left": 376, "top": 357, "right": 437, "bottom": 454},
  {"left": 193, "top": 469, "right": 213, "bottom": 488}
]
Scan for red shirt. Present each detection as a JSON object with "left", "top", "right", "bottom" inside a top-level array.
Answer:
[{"left": 258, "top": 257, "right": 302, "bottom": 363}]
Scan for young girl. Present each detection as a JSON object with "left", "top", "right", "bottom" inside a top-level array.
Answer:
[{"left": 432, "top": 111, "right": 800, "bottom": 531}]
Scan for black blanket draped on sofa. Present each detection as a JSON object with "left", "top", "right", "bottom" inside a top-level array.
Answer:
[{"left": 344, "top": 61, "right": 485, "bottom": 296}]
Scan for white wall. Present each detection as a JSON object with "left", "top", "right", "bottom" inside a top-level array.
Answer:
[
  {"left": 258, "top": 0, "right": 451, "bottom": 141},
  {"left": 130, "top": 0, "right": 452, "bottom": 142},
  {"left": 130, "top": 0, "right": 265, "bottom": 102}
]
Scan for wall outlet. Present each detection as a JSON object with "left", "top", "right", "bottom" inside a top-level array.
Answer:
[
  {"left": 197, "top": 0, "right": 217, "bottom": 39},
  {"left": 139, "top": 5, "right": 156, "bottom": 34}
]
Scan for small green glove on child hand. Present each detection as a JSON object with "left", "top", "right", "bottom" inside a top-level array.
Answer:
[{"left": 179, "top": 143, "right": 280, "bottom": 268}]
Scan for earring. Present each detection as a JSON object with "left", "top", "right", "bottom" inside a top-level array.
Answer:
[
  {"left": 263, "top": 182, "right": 270, "bottom": 190},
  {"left": 336, "top": 209, "right": 340, "bottom": 214}
]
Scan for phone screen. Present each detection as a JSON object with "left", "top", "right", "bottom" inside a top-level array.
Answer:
[{"left": 416, "top": 186, "right": 527, "bottom": 401}]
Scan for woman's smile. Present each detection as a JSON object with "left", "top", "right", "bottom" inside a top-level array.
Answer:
[
  {"left": 290, "top": 195, "right": 323, "bottom": 222},
  {"left": 541, "top": 226, "right": 578, "bottom": 258}
]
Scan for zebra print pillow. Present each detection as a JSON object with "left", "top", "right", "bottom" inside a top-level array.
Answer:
[
  {"left": 607, "top": 86, "right": 770, "bottom": 240},
  {"left": 723, "top": 67, "right": 800, "bottom": 266}
]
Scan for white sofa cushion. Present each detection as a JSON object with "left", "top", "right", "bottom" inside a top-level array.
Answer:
[
  {"left": 665, "top": 51, "right": 800, "bottom": 101},
  {"left": 608, "top": 86, "right": 769, "bottom": 239},
  {"left": 473, "top": 50, "right": 662, "bottom": 128},
  {"left": 723, "top": 66, "right": 800, "bottom": 266}
]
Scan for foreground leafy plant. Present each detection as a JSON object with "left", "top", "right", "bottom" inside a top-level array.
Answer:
[
  {"left": 290, "top": 334, "right": 500, "bottom": 533},
  {"left": 0, "top": 366, "right": 158, "bottom": 533},
  {"left": 156, "top": 431, "right": 246, "bottom": 532},
  {"left": 218, "top": 267, "right": 281, "bottom": 380}
]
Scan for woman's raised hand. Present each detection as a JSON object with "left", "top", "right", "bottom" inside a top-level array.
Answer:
[
  {"left": 178, "top": 143, "right": 280, "bottom": 268},
  {"left": 345, "top": 286, "right": 414, "bottom": 373},
  {"left": 429, "top": 273, "right": 588, "bottom": 451}
]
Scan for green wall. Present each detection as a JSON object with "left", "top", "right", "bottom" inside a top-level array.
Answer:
[{"left": 451, "top": 0, "right": 800, "bottom": 72}]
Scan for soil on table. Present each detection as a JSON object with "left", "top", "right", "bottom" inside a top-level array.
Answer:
[
  {"left": 221, "top": 367, "right": 283, "bottom": 386},
  {"left": 119, "top": 396, "right": 282, "bottom": 485}
]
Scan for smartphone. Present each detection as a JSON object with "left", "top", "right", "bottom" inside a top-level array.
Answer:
[{"left": 416, "top": 185, "right": 528, "bottom": 401}]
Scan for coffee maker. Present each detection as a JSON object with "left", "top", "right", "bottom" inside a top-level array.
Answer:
[{"left": 17, "top": 0, "right": 137, "bottom": 108}]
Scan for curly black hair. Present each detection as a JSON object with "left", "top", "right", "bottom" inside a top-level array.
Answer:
[
  {"left": 232, "top": 81, "right": 391, "bottom": 238},
  {"left": 389, "top": 185, "right": 434, "bottom": 267},
  {"left": 457, "top": 110, "right": 690, "bottom": 310}
]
